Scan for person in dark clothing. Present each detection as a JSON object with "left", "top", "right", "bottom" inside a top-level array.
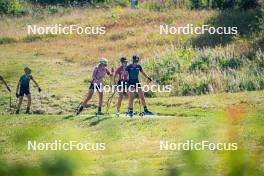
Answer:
[
  {"left": 126, "top": 55, "right": 154, "bottom": 117},
  {"left": 16, "top": 66, "right": 41, "bottom": 114},
  {"left": 131, "top": 0, "right": 139, "bottom": 9}
]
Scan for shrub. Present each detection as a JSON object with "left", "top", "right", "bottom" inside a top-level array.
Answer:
[
  {"left": 22, "top": 35, "right": 43, "bottom": 42},
  {"left": 0, "top": 37, "right": 17, "bottom": 44},
  {"left": 0, "top": 0, "right": 28, "bottom": 15},
  {"left": 22, "top": 34, "right": 57, "bottom": 43},
  {"left": 139, "top": 0, "right": 259, "bottom": 10},
  {"left": 189, "top": 56, "right": 212, "bottom": 72},
  {"left": 220, "top": 57, "right": 243, "bottom": 70},
  {"left": 190, "top": 0, "right": 202, "bottom": 9},
  {"left": 195, "top": 80, "right": 210, "bottom": 94},
  {"left": 144, "top": 90, "right": 157, "bottom": 98},
  {"left": 257, "top": 55, "right": 264, "bottom": 68},
  {"left": 48, "top": 6, "right": 60, "bottom": 14},
  {"left": 238, "top": 0, "right": 258, "bottom": 10},
  {"left": 28, "top": 0, "right": 129, "bottom": 7},
  {"left": 145, "top": 47, "right": 264, "bottom": 96},
  {"left": 239, "top": 80, "right": 258, "bottom": 91}
]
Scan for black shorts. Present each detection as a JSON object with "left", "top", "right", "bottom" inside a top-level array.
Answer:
[
  {"left": 19, "top": 87, "right": 30, "bottom": 96},
  {"left": 89, "top": 83, "right": 103, "bottom": 91},
  {"left": 117, "top": 80, "right": 128, "bottom": 92},
  {"left": 128, "top": 79, "right": 141, "bottom": 88}
]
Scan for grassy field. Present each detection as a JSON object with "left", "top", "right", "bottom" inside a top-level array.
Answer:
[
  {"left": 0, "top": 6, "right": 264, "bottom": 176},
  {"left": 0, "top": 90, "right": 263, "bottom": 176}
]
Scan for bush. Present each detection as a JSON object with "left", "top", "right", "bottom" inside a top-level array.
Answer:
[
  {"left": 47, "top": 5, "right": 69, "bottom": 15},
  {"left": 190, "top": 0, "right": 202, "bottom": 9},
  {"left": 238, "top": 0, "right": 258, "bottom": 10},
  {"left": 220, "top": 57, "right": 243, "bottom": 70},
  {"left": 239, "top": 80, "right": 258, "bottom": 91},
  {"left": 257, "top": 55, "right": 264, "bottom": 68},
  {"left": 144, "top": 90, "right": 157, "bottom": 98},
  {"left": 0, "top": 37, "right": 17, "bottom": 44},
  {"left": 140, "top": 0, "right": 259, "bottom": 10},
  {"left": 0, "top": 0, "right": 28, "bottom": 15},
  {"left": 27, "top": 0, "right": 129, "bottom": 7},
  {"left": 145, "top": 47, "right": 264, "bottom": 96},
  {"left": 189, "top": 56, "right": 212, "bottom": 72},
  {"left": 22, "top": 34, "right": 56, "bottom": 43}
]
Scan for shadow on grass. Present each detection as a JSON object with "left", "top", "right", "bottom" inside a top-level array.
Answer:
[
  {"left": 81, "top": 116, "right": 96, "bottom": 121},
  {"left": 89, "top": 117, "right": 111, "bottom": 127},
  {"left": 191, "top": 8, "right": 262, "bottom": 48},
  {"left": 63, "top": 114, "right": 75, "bottom": 120}
]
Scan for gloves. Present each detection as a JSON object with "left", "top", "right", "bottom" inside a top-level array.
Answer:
[
  {"left": 16, "top": 93, "right": 19, "bottom": 98},
  {"left": 38, "top": 87, "right": 42, "bottom": 92},
  {"left": 148, "top": 77, "right": 152, "bottom": 82},
  {"left": 7, "top": 86, "right": 11, "bottom": 92}
]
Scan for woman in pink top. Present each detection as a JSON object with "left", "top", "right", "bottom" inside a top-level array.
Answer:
[
  {"left": 77, "top": 58, "right": 112, "bottom": 115},
  {"left": 114, "top": 57, "right": 129, "bottom": 116}
]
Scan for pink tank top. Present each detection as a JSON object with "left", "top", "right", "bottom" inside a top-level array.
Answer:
[
  {"left": 92, "top": 66, "right": 110, "bottom": 84},
  {"left": 116, "top": 66, "right": 129, "bottom": 81}
]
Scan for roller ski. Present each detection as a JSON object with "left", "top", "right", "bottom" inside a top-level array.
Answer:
[
  {"left": 115, "top": 111, "right": 120, "bottom": 117},
  {"left": 95, "top": 111, "right": 105, "bottom": 116},
  {"left": 127, "top": 110, "right": 134, "bottom": 118}
]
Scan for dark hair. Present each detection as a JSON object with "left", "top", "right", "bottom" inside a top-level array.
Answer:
[
  {"left": 120, "top": 57, "right": 128, "bottom": 63},
  {"left": 132, "top": 55, "right": 140, "bottom": 63}
]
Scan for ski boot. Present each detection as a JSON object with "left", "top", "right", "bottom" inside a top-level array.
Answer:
[
  {"left": 127, "top": 111, "right": 134, "bottom": 118},
  {"left": 76, "top": 106, "right": 84, "bottom": 115},
  {"left": 26, "top": 107, "right": 31, "bottom": 114},
  {"left": 144, "top": 109, "right": 154, "bottom": 116},
  {"left": 96, "top": 111, "right": 104, "bottom": 116},
  {"left": 115, "top": 111, "right": 120, "bottom": 117}
]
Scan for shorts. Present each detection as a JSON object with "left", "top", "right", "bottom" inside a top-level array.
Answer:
[
  {"left": 117, "top": 80, "right": 128, "bottom": 92},
  {"left": 128, "top": 79, "right": 141, "bottom": 88},
  {"left": 19, "top": 87, "right": 30, "bottom": 96},
  {"left": 89, "top": 83, "right": 103, "bottom": 91}
]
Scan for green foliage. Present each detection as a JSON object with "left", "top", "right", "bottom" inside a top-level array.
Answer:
[
  {"left": 144, "top": 90, "right": 157, "bottom": 98},
  {"left": 140, "top": 0, "right": 259, "bottom": 10},
  {"left": 0, "top": 37, "right": 17, "bottom": 44},
  {"left": 22, "top": 34, "right": 56, "bottom": 43},
  {"left": 145, "top": 47, "right": 264, "bottom": 96},
  {"left": 237, "top": 0, "right": 258, "bottom": 10},
  {"left": 220, "top": 57, "right": 243, "bottom": 70},
  {"left": 27, "top": 0, "right": 129, "bottom": 7},
  {"left": 46, "top": 5, "right": 71, "bottom": 15},
  {"left": 40, "top": 157, "right": 75, "bottom": 176},
  {"left": 48, "top": 6, "right": 60, "bottom": 14},
  {"left": 0, "top": 157, "right": 76, "bottom": 176},
  {"left": 0, "top": 0, "right": 28, "bottom": 15},
  {"left": 189, "top": 56, "right": 213, "bottom": 72}
]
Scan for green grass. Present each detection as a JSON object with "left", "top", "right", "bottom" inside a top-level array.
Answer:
[
  {"left": 0, "top": 6, "right": 264, "bottom": 176},
  {"left": 0, "top": 90, "right": 264, "bottom": 176}
]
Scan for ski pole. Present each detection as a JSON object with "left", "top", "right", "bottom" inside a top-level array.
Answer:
[
  {"left": 105, "top": 67, "right": 116, "bottom": 114},
  {"left": 106, "top": 89, "right": 116, "bottom": 114},
  {"left": 9, "top": 91, "right": 12, "bottom": 112}
]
